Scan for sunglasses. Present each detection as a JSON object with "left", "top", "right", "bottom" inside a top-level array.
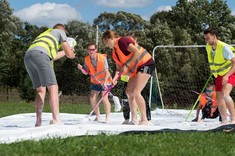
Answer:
[
  {"left": 205, "top": 89, "right": 213, "bottom": 93},
  {"left": 87, "top": 49, "right": 96, "bottom": 52}
]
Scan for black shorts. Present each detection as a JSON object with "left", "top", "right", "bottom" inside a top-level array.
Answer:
[{"left": 137, "top": 62, "right": 155, "bottom": 76}]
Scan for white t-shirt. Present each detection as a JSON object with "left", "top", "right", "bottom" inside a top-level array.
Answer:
[
  {"left": 211, "top": 45, "right": 234, "bottom": 60},
  {"left": 27, "top": 29, "right": 67, "bottom": 54}
]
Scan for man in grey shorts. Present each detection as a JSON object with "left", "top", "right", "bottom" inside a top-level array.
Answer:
[{"left": 24, "top": 23, "right": 76, "bottom": 127}]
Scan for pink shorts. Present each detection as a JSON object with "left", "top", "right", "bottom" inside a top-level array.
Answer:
[{"left": 215, "top": 73, "right": 235, "bottom": 91}]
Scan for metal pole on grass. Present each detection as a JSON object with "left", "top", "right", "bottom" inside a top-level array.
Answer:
[{"left": 185, "top": 73, "right": 212, "bottom": 122}]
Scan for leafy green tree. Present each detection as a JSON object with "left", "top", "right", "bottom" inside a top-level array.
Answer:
[
  {"left": 94, "top": 11, "right": 150, "bottom": 35},
  {"left": 0, "top": 0, "right": 23, "bottom": 89},
  {"left": 17, "top": 23, "right": 45, "bottom": 102},
  {"left": 55, "top": 20, "right": 96, "bottom": 96}
]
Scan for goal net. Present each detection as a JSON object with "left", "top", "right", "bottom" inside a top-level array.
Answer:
[{"left": 149, "top": 45, "right": 212, "bottom": 111}]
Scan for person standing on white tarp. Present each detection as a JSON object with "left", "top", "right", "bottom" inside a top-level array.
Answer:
[
  {"left": 204, "top": 27, "right": 235, "bottom": 125},
  {"left": 24, "top": 23, "right": 76, "bottom": 127},
  {"left": 77, "top": 42, "right": 112, "bottom": 123},
  {"left": 102, "top": 30, "right": 155, "bottom": 125}
]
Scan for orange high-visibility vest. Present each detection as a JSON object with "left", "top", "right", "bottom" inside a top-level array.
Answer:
[
  {"left": 112, "top": 38, "right": 152, "bottom": 77},
  {"left": 200, "top": 91, "right": 217, "bottom": 117},
  {"left": 85, "top": 53, "right": 112, "bottom": 84}
]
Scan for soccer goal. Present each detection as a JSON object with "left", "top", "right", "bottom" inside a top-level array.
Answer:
[{"left": 149, "top": 45, "right": 212, "bottom": 110}]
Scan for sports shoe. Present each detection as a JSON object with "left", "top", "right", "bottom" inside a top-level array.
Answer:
[{"left": 122, "top": 119, "right": 130, "bottom": 125}]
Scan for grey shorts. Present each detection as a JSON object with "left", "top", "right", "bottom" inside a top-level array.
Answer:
[{"left": 24, "top": 50, "right": 57, "bottom": 89}]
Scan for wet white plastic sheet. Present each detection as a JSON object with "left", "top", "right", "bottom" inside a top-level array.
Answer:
[{"left": 0, "top": 109, "right": 222, "bottom": 144}]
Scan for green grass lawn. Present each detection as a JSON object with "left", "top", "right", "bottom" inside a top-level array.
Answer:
[{"left": 0, "top": 102, "right": 234, "bottom": 156}]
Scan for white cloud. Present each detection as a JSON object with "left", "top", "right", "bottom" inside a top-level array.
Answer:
[
  {"left": 232, "top": 8, "right": 235, "bottom": 16},
  {"left": 96, "top": 0, "right": 152, "bottom": 8},
  {"left": 141, "top": 5, "right": 172, "bottom": 22},
  {"left": 156, "top": 6, "right": 172, "bottom": 12},
  {"left": 14, "top": 2, "right": 82, "bottom": 27}
]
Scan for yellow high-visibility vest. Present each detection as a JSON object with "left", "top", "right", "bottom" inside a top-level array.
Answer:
[
  {"left": 206, "top": 40, "right": 235, "bottom": 78},
  {"left": 28, "top": 28, "right": 61, "bottom": 60}
]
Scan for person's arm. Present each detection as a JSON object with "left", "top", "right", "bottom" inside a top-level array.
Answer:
[
  {"left": 54, "top": 51, "right": 66, "bottom": 60},
  {"left": 77, "top": 63, "right": 88, "bottom": 75},
  {"left": 113, "top": 64, "right": 122, "bottom": 86},
  {"left": 53, "top": 29, "right": 76, "bottom": 60},
  {"left": 103, "top": 58, "right": 111, "bottom": 89},
  {"left": 223, "top": 58, "right": 235, "bottom": 84},
  {"left": 61, "top": 42, "right": 76, "bottom": 59},
  {"left": 222, "top": 46, "right": 235, "bottom": 85},
  {"left": 192, "top": 103, "right": 202, "bottom": 122},
  {"left": 122, "top": 44, "right": 140, "bottom": 73}
]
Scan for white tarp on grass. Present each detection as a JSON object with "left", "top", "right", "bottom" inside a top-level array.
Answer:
[{"left": 0, "top": 109, "right": 223, "bottom": 144}]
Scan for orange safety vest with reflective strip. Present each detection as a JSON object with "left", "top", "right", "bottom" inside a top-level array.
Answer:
[
  {"left": 85, "top": 53, "right": 112, "bottom": 84},
  {"left": 112, "top": 38, "right": 152, "bottom": 77},
  {"left": 200, "top": 92, "right": 217, "bottom": 117}
]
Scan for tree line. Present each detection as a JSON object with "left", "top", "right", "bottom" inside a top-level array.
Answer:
[{"left": 0, "top": 0, "right": 235, "bottom": 103}]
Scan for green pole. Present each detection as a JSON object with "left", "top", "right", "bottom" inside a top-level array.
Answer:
[{"left": 185, "top": 73, "right": 212, "bottom": 122}]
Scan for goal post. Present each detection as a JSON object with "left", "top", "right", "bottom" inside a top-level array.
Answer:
[
  {"left": 149, "top": 44, "right": 235, "bottom": 111},
  {"left": 149, "top": 45, "right": 210, "bottom": 110}
]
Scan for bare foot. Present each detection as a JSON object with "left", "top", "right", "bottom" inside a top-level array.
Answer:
[
  {"left": 35, "top": 119, "right": 42, "bottom": 127},
  {"left": 35, "top": 123, "right": 42, "bottom": 127},
  {"left": 127, "top": 120, "right": 138, "bottom": 125},
  {"left": 49, "top": 120, "right": 64, "bottom": 125},
  {"left": 94, "top": 117, "right": 101, "bottom": 122},
  {"left": 105, "top": 118, "right": 110, "bottom": 124},
  {"left": 139, "top": 120, "right": 150, "bottom": 125},
  {"left": 230, "top": 120, "right": 235, "bottom": 124},
  {"left": 220, "top": 121, "right": 229, "bottom": 126}
]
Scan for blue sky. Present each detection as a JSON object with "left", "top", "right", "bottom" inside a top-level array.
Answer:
[{"left": 8, "top": 0, "right": 235, "bottom": 27}]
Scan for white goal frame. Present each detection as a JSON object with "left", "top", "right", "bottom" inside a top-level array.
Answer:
[
  {"left": 149, "top": 44, "right": 235, "bottom": 109},
  {"left": 149, "top": 45, "right": 205, "bottom": 109}
]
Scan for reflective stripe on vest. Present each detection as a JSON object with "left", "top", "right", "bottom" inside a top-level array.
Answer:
[
  {"left": 206, "top": 41, "right": 235, "bottom": 78},
  {"left": 85, "top": 53, "right": 112, "bottom": 84},
  {"left": 112, "top": 38, "right": 152, "bottom": 77},
  {"left": 28, "top": 28, "right": 60, "bottom": 60}
]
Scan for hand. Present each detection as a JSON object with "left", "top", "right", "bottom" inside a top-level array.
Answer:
[
  {"left": 222, "top": 75, "right": 229, "bottom": 85},
  {"left": 112, "top": 79, "right": 117, "bottom": 86},
  {"left": 71, "top": 50, "right": 76, "bottom": 59},
  {"left": 122, "top": 64, "right": 129, "bottom": 75},
  {"left": 103, "top": 82, "right": 109, "bottom": 90},
  {"left": 77, "top": 64, "right": 83, "bottom": 70}
]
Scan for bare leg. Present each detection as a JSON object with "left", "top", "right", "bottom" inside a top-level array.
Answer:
[
  {"left": 35, "top": 86, "right": 46, "bottom": 127},
  {"left": 216, "top": 91, "right": 228, "bottom": 125},
  {"left": 222, "top": 84, "right": 235, "bottom": 123},
  {"left": 47, "top": 85, "right": 61, "bottom": 124},
  {"left": 90, "top": 90, "right": 101, "bottom": 120},
  {"left": 126, "top": 72, "right": 151, "bottom": 125},
  {"left": 101, "top": 91, "right": 111, "bottom": 123},
  {"left": 128, "top": 96, "right": 138, "bottom": 124}
]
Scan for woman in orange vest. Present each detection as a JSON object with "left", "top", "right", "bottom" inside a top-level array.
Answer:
[
  {"left": 77, "top": 42, "right": 112, "bottom": 123},
  {"left": 102, "top": 30, "right": 155, "bottom": 125},
  {"left": 192, "top": 83, "right": 220, "bottom": 122}
]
